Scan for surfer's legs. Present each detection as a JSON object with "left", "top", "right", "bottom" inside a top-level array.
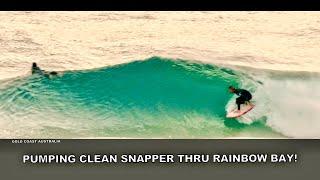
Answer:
[
  {"left": 240, "top": 93, "right": 252, "bottom": 106},
  {"left": 245, "top": 95, "right": 252, "bottom": 105},
  {"left": 236, "top": 97, "right": 245, "bottom": 110}
]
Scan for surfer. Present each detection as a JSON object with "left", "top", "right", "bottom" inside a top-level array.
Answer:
[
  {"left": 31, "top": 62, "right": 44, "bottom": 75},
  {"left": 228, "top": 86, "right": 252, "bottom": 112},
  {"left": 31, "top": 62, "right": 58, "bottom": 77}
]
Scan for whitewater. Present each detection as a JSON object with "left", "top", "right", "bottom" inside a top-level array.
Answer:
[{"left": 0, "top": 11, "right": 319, "bottom": 138}]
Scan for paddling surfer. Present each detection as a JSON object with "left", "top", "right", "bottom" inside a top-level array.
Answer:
[
  {"left": 31, "top": 62, "right": 58, "bottom": 77},
  {"left": 31, "top": 62, "right": 44, "bottom": 75}
]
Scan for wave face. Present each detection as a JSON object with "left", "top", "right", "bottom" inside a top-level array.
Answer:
[{"left": 0, "top": 57, "right": 318, "bottom": 138}]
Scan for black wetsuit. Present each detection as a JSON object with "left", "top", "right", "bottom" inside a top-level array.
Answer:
[
  {"left": 234, "top": 89, "right": 252, "bottom": 110},
  {"left": 32, "top": 66, "right": 58, "bottom": 78},
  {"left": 32, "top": 66, "right": 44, "bottom": 75}
]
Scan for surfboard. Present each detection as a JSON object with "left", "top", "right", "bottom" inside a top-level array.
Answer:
[{"left": 226, "top": 104, "right": 254, "bottom": 118}]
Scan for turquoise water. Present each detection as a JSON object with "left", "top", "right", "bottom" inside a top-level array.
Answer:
[{"left": 0, "top": 57, "right": 282, "bottom": 138}]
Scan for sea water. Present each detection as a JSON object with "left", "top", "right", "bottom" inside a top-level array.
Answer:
[{"left": 0, "top": 12, "right": 320, "bottom": 138}]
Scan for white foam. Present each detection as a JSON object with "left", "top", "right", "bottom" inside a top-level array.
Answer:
[
  {"left": 227, "top": 73, "right": 320, "bottom": 138},
  {"left": 264, "top": 77, "right": 320, "bottom": 138}
]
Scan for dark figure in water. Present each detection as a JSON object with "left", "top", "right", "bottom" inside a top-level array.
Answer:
[
  {"left": 228, "top": 86, "right": 252, "bottom": 111},
  {"left": 31, "top": 62, "right": 43, "bottom": 75},
  {"left": 31, "top": 62, "right": 58, "bottom": 77}
]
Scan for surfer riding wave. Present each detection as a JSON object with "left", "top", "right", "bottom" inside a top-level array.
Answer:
[{"left": 228, "top": 86, "right": 252, "bottom": 112}]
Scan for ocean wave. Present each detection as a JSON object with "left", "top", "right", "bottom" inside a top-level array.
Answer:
[{"left": 0, "top": 57, "right": 318, "bottom": 138}]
